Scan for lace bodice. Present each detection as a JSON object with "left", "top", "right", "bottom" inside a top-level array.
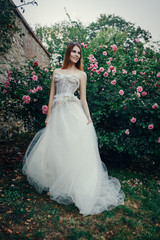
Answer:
[{"left": 54, "top": 73, "right": 80, "bottom": 96}]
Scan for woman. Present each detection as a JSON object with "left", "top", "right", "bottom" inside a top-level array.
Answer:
[{"left": 22, "top": 42, "right": 125, "bottom": 217}]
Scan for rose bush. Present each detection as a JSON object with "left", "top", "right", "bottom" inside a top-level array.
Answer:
[
  {"left": 1, "top": 59, "right": 52, "bottom": 130},
  {"left": 81, "top": 41, "right": 160, "bottom": 165},
  {"left": 1, "top": 40, "right": 160, "bottom": 166}
]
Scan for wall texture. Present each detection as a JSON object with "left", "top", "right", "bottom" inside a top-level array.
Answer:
[{"left": 0, "top": 3, "right": 50, "bottom": 81}]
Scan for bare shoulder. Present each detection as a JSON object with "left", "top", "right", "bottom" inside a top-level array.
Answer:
[
  {"left": 53, "top": 68, "right": 61, "bottom": 74},
  {"left": 79, "top": 71, "right": 87, "bottom": 82}
]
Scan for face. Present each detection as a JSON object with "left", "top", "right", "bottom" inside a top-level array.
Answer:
[{"left": 69, "top": 45, "right": 81, "bottom": 64}]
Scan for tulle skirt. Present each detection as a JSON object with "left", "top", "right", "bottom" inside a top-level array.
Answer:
[{"left": 22, "top": 93, "right": 125, "bottom": 216}]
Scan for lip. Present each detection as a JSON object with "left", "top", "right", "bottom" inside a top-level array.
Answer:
[{"left": 73, "top": 57, "right": 79, "bottom": 61}]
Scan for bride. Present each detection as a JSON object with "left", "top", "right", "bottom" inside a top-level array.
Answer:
[{"left": 22, "top": 41, "right": 125, "bottom": 217}]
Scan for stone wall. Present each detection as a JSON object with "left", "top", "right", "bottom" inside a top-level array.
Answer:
[
  {"left": 0, "top": 7, "right": 50, "bottom": 81},
  {"left": 0, "top": 4, "right": 51, "bottom": 140}
]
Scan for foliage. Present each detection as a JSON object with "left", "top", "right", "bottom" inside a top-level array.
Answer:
[
  {"left": 87, "top": 14, "right": 152, "bottom": 46},
  {"left": 1, "top": 12, "right": 160, "bottom": 163},
  {"left": 34, "top": 13, "right": 152, "bottom": 59},
  {"left": 0, "top": 0, "right": 21, "bottom": 53},
  {"left": 0, "top": 0, "right": 38, "bottom": 54},
  {"left": 0, "top": 59, "right": 52, "bottom": 130},
  {"left": 81, "top": 40, "right": 160, "bottom": 164},
  {"left": 34, "top": 20, "right": 88, "bottom": 65}
]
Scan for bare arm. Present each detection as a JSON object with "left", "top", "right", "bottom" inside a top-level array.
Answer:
[
  {"left": 80, "top": 72, "right": 93, "bottom": 125},
  {"left": 45, "top": 70, "right": 56, "bottom": 126}
]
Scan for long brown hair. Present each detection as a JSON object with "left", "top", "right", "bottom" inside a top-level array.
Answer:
[{"left": 62, "top": 42, "right": 83, "bottom": 71}]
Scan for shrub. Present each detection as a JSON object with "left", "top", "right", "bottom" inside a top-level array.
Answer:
[
  {"left": 1, "top": 40, "right": 160, "bottom": 165},
  {"left": 1, "top": 59, "right": 52, "bottom": 130},
  {"left": 81, "top": 41, "right": 160, "bottom": 164}
]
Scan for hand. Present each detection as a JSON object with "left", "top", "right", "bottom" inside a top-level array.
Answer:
[
  {"left": 87, "top": 119, "right": 93, "bottom": 125},
  {"left": 45, "top": 117, "right": 49, "bottom": 126}
]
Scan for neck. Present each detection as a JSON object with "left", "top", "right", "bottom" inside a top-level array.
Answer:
[{"left": 67, "top": 62, "right": 77, "bottom": 70}]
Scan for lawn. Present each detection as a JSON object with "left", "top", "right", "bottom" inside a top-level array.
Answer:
[{"left": 0, "top": 133, "right": 160, "bottom": 240}]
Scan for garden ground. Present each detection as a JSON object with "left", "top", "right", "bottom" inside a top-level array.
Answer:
[{"left": 0, "top": 132, "right": 160, "bottom": 240}]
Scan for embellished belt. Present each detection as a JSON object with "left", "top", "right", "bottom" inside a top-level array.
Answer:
[{"left": 52, "top": 93, "right": 80, "bottom": 107}]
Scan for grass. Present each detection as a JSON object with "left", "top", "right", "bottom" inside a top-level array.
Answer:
[{"left": 0, "top": 132, "right": 160, "bottom": 240}]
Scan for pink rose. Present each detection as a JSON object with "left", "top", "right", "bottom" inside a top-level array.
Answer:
[
  {"left": 142, "top": 91, "right": 147, "bottom": 96},
  {"left": 119, "top": 90, "right": 124, "bottom": 96},
  {"left": 44, "top": 68, "right": 49, "bottom": 72},
  {"left": 111, "top": 80, "right": 116, "bottom": 85},
  {"left": 42, "top": 105, "right": 48, "bottom": 114},
  {"left": 152, "top": 103, "right": 158, "bottom": 109},
  {"left": 107, "top": 61, "right": 111, "bottom": 66},
  {"left": 112, "top": 69, "right": 116, "bottom": 75},
  {"left": 99, "top": 67, "right": 104, "bottom": 72},
  {"left": 110, "top": 65, "right": 114, "bottom": 70},
  {"left": 37, "top": 86, "right": 43, "bottom": 91},
  {"left": 136, "top": 39, "right": 139, "bottom": 43},
  {"left": 132, "top": 70, "right": 136, "bottom": 75},
  {"left": 157, "top": 72, "right": 160, "bottom": 78},
  {"left": 89, "top": 54, "right": 94, "bottom": 58},
  {"left": 33, "top": 87, "right": 38, "bottom": 93},
  {"left": 31, "top": 71, "right": 36, "bottom": 75},
  {"left": 3, "top": 89, "right": 7, "bottom": 93},
  {"left": 94, "top": 63, "right": 98, "bottom": 68},
  {"left": 137, "top": 86, "right": 143, "bottom": 92},
  {"left": 30, "top": 67, "right": 33, "bottom": 70},
  {"left": 103, "top": 72, "right": 108, "bottom": 77},
  {"left": 134, "top": 58, "right": 138, "bottom": 62},
  {"left": 102, "top": 88, "right": 104, "bottom": 91},
  {"left": 34, "top": 99, "right": 38, "bottom": 102},
  {"left": 32, "top": 75, "right": 38, "bottom": 81},
  {"left": 125, "top": 129, "right": 130, "bottom": 135},
  {"left": 22, "top": 95, "right": 31, "bottom": 104},
  {"left": 91, "top": 67, "right": 96, "bottom": 72},
  {"left": 96, "top": 70, "right": 100, "bottom": 74},
  {"left": 131, "top": 117, "right": 136, "bottom": 123},
  {"left": 157, "top": 137, "right": 160, "bottom": 143},
  {"left": 109, "top": 57, "right": 113, "bottom": 61},
  {"left": 140, "top": 59, "right": 143, "bottom": 63},
  {"left": 103, "top": 51, "right": 107, "bottom": 56},
  {"left": 148, "top": 124, "right": 154, "bottom": 130},
  {"left": 143, "top": 51, "right": 146, "bottom": 55},
  {"left": 135, "top": 92, "right": 141, "bottom": 98},
  {"left": 110, "top": 44, "right": 118, "bottom": 52},
  {"left": 122, "top": 69, "right": 127, "bottom": 74}
]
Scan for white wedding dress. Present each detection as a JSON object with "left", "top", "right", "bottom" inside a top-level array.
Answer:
[{"left": 22, "top": 73, "right": 125, "bottom": 216}]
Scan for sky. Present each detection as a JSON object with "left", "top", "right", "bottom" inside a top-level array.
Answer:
[{"left": 12, "top": 0, "right": 160, "bottom": 42}]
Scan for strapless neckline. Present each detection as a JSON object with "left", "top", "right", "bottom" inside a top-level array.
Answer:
[{"left": 54, "top": 73, "right": 80, "bottom": 82}]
